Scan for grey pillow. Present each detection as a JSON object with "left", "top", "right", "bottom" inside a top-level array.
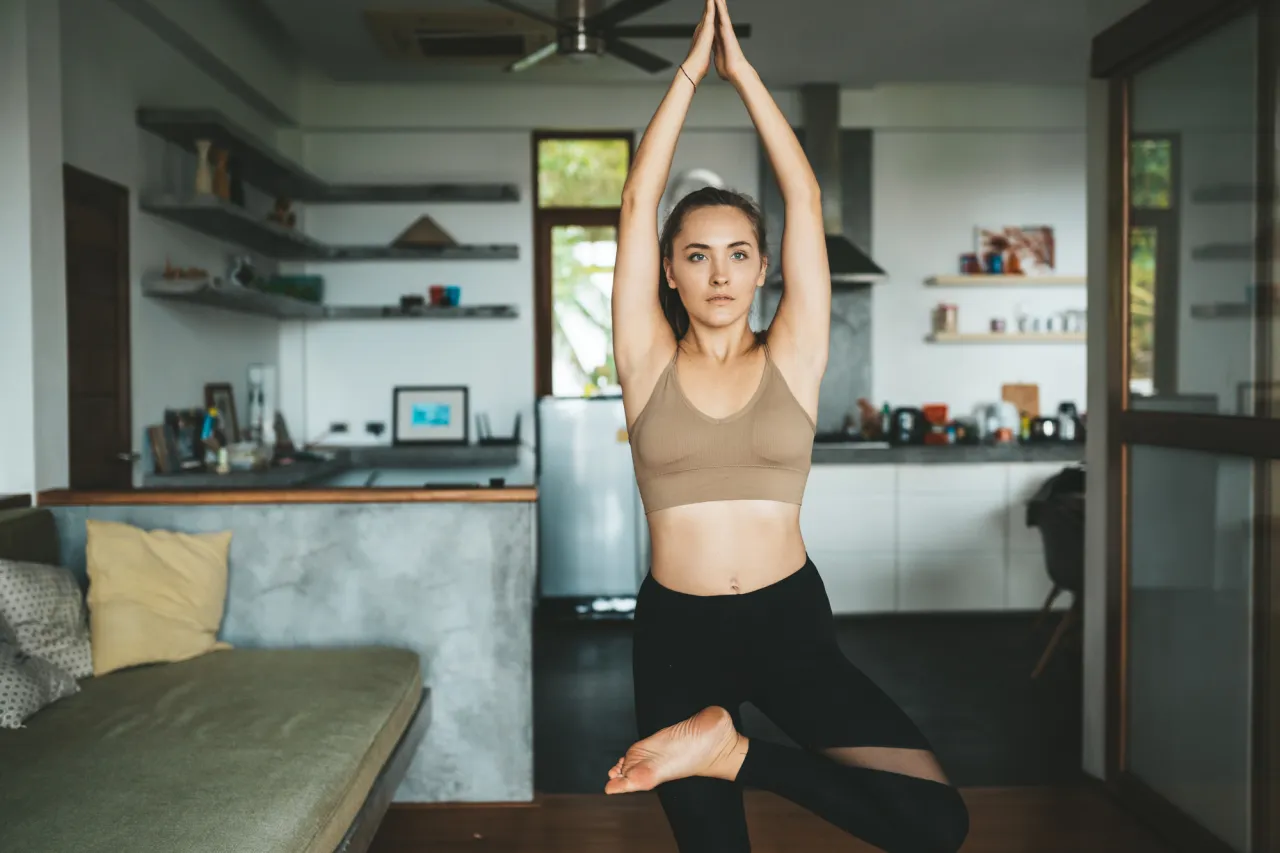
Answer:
[
  {"left": 0, "top": 613, "right": 79, "bottom": 729},
  {"left": 0, "top": 558, "right": 93, "bottom": 679}
]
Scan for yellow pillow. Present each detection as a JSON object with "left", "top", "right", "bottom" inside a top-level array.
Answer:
[{"left": 85, "top": 519, "right": 233, "bottom": 676}]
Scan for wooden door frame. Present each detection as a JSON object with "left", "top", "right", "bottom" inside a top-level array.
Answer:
[
  {"left": 62, "top": 163, "right": 132, "bottom": 490},
  {"left": 1095, "top": 3, "right": 1280, "bottom": 852},
  {"left": 531, "top": 130, "right": 634, "bottom": 398}
]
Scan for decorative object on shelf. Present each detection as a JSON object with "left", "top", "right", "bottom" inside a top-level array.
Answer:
[
  {"left": 445, "top": 285, "right": 460, "bottom": 306},
  {"left": 162, "top": 258, "right": 209, "bottom": 280},
  {"left": 392, "top": 386, "right": 469, "bottom": 446},
  {"left": 261, "top": 273, "right": 323, "bottom": 304},
  {"left": 976, "top": 225, "right": 1056, "bottom": 274},
  {"left": 212, "top": 149, "right": 231, "bottom": 201},
  {"left": 476, "top": 412, "right": 521, "bottom": 447},
  {"left": 932, "top": 303, "right": 958, "bottom": 335},
  {"left": 926, "top": 274, "right": 1085, "bottom": 286},
  {"left": 393, "top": 214, "right": 458, "bottom": 248},
  {"left": 146, "top": 424, "right": 177, "bottom": 474},
  {"left": 365, "top": 421, "right": 386, "bottom": 439},
  {"left": 1002, "top": 383, "right": 1040, "bottom": 418},
  {"left": 164, "top": 408, "right": 207, "bottom": 471},
  {"left": 959, "top": 253, "right": 982, "bottom": 274},
  {"left": 273, "top": 411, "right": 294, "bottom": 454},
  {"left": 194, "top": 139, "right": 213, "bottom": 195},
  {"left": 990, "top": 317, "right": 1006, "bottom": 333},
  {"left": 268, "top": 196, "right": 297, "bottom": 229},
  {"left": 203, "top": 382, "right": 239, "bottom": 443},
  {"left": 429, "top": 285, "right": 445, "bottom": 305},
  {"left": 399, "top": 294, "right": 425, "bottom": 312},
  {"left": 244, "top": 364, "right": 269, "bottom": 446}
]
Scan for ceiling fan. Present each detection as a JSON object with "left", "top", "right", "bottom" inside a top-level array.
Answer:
[{"left": 484, "top": 0, "right": 752, "bottom": 73}]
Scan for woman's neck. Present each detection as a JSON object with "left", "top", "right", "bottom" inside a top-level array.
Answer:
[{"left": 680, "top": 322, "right": 759, "bottom": 364}]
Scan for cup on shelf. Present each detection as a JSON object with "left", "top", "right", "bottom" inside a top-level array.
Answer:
[
  {"left": 444, "top": 285, "right": 461, "bottom": 307},
  {"left": 429, "top": 285, "right": 446, "bottom": 306}
]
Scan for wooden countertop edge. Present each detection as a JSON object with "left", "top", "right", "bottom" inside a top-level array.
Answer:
[
  {"left": 0, "top": 494, "right": 33, "bottom": 510},
  {"left": 35, "top": 487, "right": 538, "bottom": 506}
]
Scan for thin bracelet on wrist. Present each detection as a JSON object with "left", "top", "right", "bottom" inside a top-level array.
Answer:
[{"left": 679, "top": 65, "right": 697, "bottom": 91}]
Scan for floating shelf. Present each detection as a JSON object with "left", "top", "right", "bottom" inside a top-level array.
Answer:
[
  {"left": 142, "top": 275, "right": 519, "bottom": 321},
  {"left": 926, "top": 274, "right": 1086, "bottom": 287},
  {"left": 1191, "top": 243, "right": 1252, "bottom": 261},
  {"left": 137, "top": 108, "right": 520, "bottom": 203},
  {"left": 1192, "top": 184, "right": 1254, "bottom": 204},
  {"left": 926, "top": 332, "right": 1086, "bottom": 344},
  {"left": 1190, "top": 302, "right": 1259, "bottom": 319},
  {"left": 141, "top": 194, "right": 519, "bottom": 262}
]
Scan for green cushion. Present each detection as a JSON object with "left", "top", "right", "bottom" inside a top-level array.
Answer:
[
  {"left": 0, "top": 646, "right": 422, "bottom": 853},
  {"left": 0, "top": 509, "right": 60, "bottom": 568}
]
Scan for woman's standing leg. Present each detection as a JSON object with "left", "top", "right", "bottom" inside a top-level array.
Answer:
[{"left": 623, "top": 576, "right": 753, "bottom": 852}]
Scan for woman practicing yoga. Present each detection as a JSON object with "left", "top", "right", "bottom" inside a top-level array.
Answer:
[{"left": 603, "top": 1, "right": 970, "bottom": 850}]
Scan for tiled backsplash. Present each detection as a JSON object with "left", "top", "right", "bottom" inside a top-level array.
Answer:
[{"left": 756, "top": 287, "right": 872, "bottom": 434}]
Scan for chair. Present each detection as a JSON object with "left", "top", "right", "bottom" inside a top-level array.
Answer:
[{"left": 1026, "top": 468, "right": 1085, "bottom": 679}]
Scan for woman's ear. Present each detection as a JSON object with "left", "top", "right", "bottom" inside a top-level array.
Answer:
[
  {"left": 755, "top": 256, "right": 769, "bottom": 287},
  {"left": 663, "top": 257, "right": 678, "bottom": 289}
]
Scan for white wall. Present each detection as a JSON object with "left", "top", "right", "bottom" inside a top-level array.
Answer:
[
  {"left": 60, "top": 0, "right": 283, "bottom": 481},
  {"left": 290, "top": 81, "right": 1089, "bottom": 439},
  {"left": 282, "top": 125, "right": 760, "bottom": 446},
  {"left": 872, "top": 126, "right": 1088, "bottom": 415},
  {"left": 0, "top": 0, "right": 67, "bottom": 494}
]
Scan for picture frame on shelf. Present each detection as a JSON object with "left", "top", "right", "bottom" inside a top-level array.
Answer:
[
  {"left": 204, "top": 382, "right": 239, "bottom": 442},
  {"left": 392, "top": 386, "right": 470, "bottom": 446},
  {"left": 163, "top": 408, "right": 206, "bottom": 471}
]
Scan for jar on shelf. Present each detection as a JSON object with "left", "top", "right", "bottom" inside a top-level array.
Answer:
[{"left": 933, "top": 303, "right": 958, "bottom": 334}]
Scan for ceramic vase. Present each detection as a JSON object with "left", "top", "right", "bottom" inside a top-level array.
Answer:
[{"left": 194, "top": 139, "right": 213, "bottom": 195}]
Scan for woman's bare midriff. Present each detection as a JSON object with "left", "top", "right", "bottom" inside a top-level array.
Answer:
[{"left": 646, "top": 499, "right": 808, "bottom": 595}]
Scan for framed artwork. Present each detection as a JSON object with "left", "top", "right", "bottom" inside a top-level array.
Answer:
[
  {"left": 392, "top": 386, "right": 469, "bottom": 446},
  {"left": 204, "top": 382, "right": 239, "bottom": 442},
  {"left": 163, "top": 408, "right": 206, "bottom": 470}
]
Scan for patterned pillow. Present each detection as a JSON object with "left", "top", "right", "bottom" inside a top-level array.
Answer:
[
  {"left": 0, "top": 613, "right": 79, "bottom": 729},
  {"left": 0, "top": 558, "right": 93, "bottom": 679}
]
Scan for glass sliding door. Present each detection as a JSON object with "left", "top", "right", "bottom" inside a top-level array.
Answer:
[{"left": 1093, "top": 2, "right": 1279, "bottom": 852}]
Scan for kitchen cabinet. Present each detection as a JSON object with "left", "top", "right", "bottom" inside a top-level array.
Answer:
[
  {"left": 800, "top": 465, "right": 897, "bottom": 613},
  {"left": 801, "top": 460, "right": 1077, "bottom": 614}
]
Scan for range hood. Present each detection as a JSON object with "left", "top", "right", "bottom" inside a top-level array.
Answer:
[{"left": 799, "top": 83, "right": 886, "bottom": 283}]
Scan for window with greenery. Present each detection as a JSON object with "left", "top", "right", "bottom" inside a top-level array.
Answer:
[
  {"left": 1129, "top": 226, "right": 1157, "bottom": 391},
  {"left": 1131, "top": 139, "right": 1173, "bottom": 209},
  {"left": 537, "top": 138, "right": 630, "bottom": 208},
  {"left": 552, "top": 225, "right": 619, "bottom": 397}
]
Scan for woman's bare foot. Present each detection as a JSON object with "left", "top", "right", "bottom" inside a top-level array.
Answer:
[{"left": 604, "top": 706, "right": 748, "bottom": 794}]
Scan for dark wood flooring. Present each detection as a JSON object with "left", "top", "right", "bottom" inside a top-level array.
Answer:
[
  {"left": 368, "top": 787, "right": 1174, "bottom": 852},
  {"left": 533, "top": 610, "right": 1084, "bottom": 793}
]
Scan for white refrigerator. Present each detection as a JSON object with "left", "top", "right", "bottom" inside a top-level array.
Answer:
[{"left": 536, "top": 395, "right": 649, "bottom": 602}]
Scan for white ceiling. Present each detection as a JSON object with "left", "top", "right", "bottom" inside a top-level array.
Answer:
[{"left": 254, "top": 0, "right": 1100, "bottom": 86}]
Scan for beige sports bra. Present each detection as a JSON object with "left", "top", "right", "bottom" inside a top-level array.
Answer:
[{"left": 628, "top": 345, "right": 817, "bottom": 514}]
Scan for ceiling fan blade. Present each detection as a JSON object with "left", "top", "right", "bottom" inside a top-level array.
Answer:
[
  {"left": 506, "top": 40, "right": 560, "bottom": 72},
  {"left": 484, "top": 0, "right": 562, "bottom": 29},
  {"left": 587, "top": 0, "right": 670, "bottom": 30},
  {"left": 605, "top": 38, "right": 672, "bottom": 73},
  {"left": 610, "top": 23, "right": 752, "bottom": 38}
]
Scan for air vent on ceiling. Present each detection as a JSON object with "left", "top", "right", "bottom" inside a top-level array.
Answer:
[{"left": 364, "top": 10, "right": 555, "bottom": 66}]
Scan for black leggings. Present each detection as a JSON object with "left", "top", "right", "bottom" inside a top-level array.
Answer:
[{"left": 632, "top": 557, "right": 970, "bottom": 853}]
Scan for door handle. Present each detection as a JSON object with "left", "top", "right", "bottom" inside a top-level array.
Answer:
[{"left": 116, "top": 451, "right": 140, "bottom": 462}]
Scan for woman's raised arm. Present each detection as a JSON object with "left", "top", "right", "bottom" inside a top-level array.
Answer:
[
  {"left": 714, "top": 0, "right": 830, "bottom": 387},
  {"left": 611, "top": 0, "right": 716, "bottom": 396}
]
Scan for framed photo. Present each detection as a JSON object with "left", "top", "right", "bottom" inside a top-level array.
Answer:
[
  {"left": 163, "top": 408, "right": 206, "bottom": 470},
  {"left": 204, "top": 382, "right": 239, "bottom": 442},
  {"left": 393, "top": 386, "right": 469, "bottom": 446}
]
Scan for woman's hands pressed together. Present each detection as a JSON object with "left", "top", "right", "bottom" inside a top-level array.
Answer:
[
  {"left": 712, "top": 0, "right": 752, "bottom": 86},
  {"left": 680, "top": 0, "right": 716, "bottom": 88}
]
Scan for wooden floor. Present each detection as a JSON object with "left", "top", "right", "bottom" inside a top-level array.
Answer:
[{"left": 368, "top": 786, "right": 1174, "bottom": 853}]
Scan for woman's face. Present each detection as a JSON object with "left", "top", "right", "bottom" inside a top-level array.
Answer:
[{"left": 664, "top": 205, "right": 767, "bottom": 330}]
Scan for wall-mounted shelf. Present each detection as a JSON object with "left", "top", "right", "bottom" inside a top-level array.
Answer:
[
  {"left": 141, "top": 194, "right": 519, "bottom": 262},
  {"left": 926, "top": 332, "right": 1086, "bottom": 344},
  {"left": 142, "top": 275, "right": 519, "bottom": 321},
  {"left": 1190, "top": 302, "right": 1256, "bottom": 319},
  {"left": 137, "top": 108, "right": 520, "bottom": 203},
  {"left": 1191, "top": 244, "right": 1252, "bottom": 261},
  {"left": 925, "top": 274, "right": 1086, "bottom": 287},
  {"left": 1192, "top": 184, "right": 1254, "bottom": 204}
]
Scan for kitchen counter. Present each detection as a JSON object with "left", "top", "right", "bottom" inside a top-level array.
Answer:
[
  {"left": 811, "top": 442, "right": 1084, "bottom": 465},
  {"left": 135, "top": 443, "right": 532, "bottom": 494}
]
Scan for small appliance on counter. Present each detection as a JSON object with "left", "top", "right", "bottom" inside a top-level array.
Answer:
[{"left": 887, "top": 407, "right": 928, "bottom": 446}]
